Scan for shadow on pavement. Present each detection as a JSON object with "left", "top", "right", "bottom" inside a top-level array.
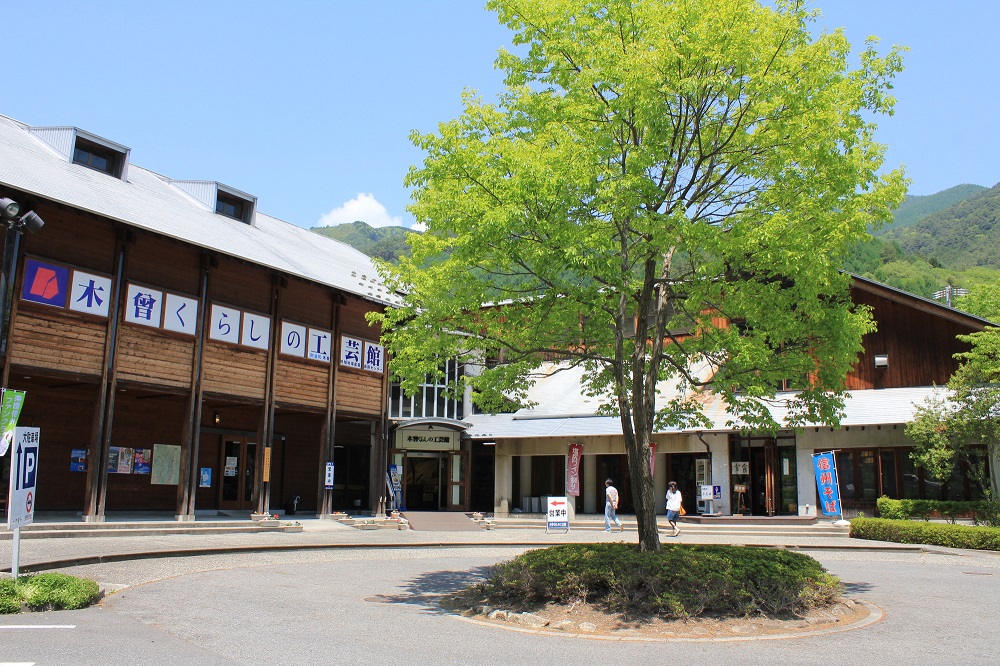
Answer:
[{"left": 365, "top": 565, "right": 493, "bottom": 615}]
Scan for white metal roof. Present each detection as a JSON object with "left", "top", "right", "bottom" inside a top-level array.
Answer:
[
  {"left": 0, "top": 115, "right": 400, "bottom": 306},
  {"left": 463, "top": 360, "right": 945, "bottom": 439}
]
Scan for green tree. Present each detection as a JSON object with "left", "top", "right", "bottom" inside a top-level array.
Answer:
[
  {"left": 907, "top": 328, "right": 1000, "bottom": 498},
  {"left": 956, "top": 282, "right": 1000, "bottom": 322},
  {"left": 374, "top": 0, "right": 906, "bottom": 551}
]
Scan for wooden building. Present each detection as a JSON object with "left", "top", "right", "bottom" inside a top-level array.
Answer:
[
  {"left": 460, "top": 275, "right": 995, "bottom": 519},
  {"left": 0, "top": 115, "right": 397, "bottom": 521}
]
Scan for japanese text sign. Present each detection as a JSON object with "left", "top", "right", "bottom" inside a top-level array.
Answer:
[
  {"left": 812, "top": 452, "right": 843, "bottom": 517},
  {"left": 546, "top": 496, "right": 569, "bottom": 530},
  {"left": 340, "top": 336, "right": 362, "bottom": 368},
  {"left": 567, "top": 443, "right": 582, "bottom": 496},
  {"left": 0, "top": 389, "right": 25, "bottom": 457}
]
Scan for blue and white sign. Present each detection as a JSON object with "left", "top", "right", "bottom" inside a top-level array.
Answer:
[
  {"left": 812, "top": 451, "right": 843, "bottom": 517},
  {"left": 307, "top": 328, "right": 332, "bottom": 363},
  {"left": 281, "top": 322, "right": 307, "bottom": 357},
  {"left": 546, "top": 496, "right": 570, "bottom": 531},
  {"left": 241, "top": 312, "right": 271, "bottom": 350},
  {"left": 69, "top": 270, "right": 112, "bottom": 317},
  {"left": 210, "top": 304, "right": 241, "bottom": 344},
  {"left": 125, "top": 284, "right": 163, "bottom": 328},
  {"left": 363, "top": 342, "right": 384, "bottom": 373},
  {"left": 340, "top": 336, "right": 362, "bottom": 369},
  {"left": 7, "top": 427, "right": 40, "bottom": 529},
  {"left": 163, "top": 293, "right": 199, "bottom": 336},
  {"left": 324, "top": 462, "right": 335, "bottom": 489}
]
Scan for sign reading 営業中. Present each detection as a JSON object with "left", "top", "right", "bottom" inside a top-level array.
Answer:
[
  {"left": 546, "top": 496, "right": 570, "bottom": 531},
  {"left": 812, "top": 451, "right": 843, "bottom": 517}
]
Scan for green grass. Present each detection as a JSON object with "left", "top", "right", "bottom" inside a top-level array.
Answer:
[
  {"left": 0, "top": 573, "right": 100, "bottom": 614},
  {"left": 476, "top": 543, "right": 840, "bottom": 620}
]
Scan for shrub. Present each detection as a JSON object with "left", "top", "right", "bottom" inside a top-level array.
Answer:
[
  {"left": 0, "top": 573, "right": 100, "bottom": 614},
  {"left": 0, "top": 579, "right": 20, "bottom": 614},
  {"left": 875, "top": 496, "right": 994, "bottom": 524},
  {"left": 852, "top": 517, "right": 1000, "bottom": 551},
  {"left": 478, "top": 543, "right": 839, "bottom": 620}
]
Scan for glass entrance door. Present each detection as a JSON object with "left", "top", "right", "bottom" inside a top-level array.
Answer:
[
  {"left": 404, "top": 453, "right": 444, "bottom": 510},
  {"left": 220, "top": 438, "right": 257, "bottom": 511},
  {"left": 732, "top": 435, "right": 798, "bottom": 516},
  {"left": 447, "top": 451, "right": 469, "bottom": 510}
]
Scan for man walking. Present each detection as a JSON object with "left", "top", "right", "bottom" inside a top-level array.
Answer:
[{"left": 604, "top": 478, "right": 623, "bottom": 532}]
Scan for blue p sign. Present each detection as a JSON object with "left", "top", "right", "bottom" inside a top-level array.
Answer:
[{"left": 17, "top": 445, "right": 38, "bottom": 490}]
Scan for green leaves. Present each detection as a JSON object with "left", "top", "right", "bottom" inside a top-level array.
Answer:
[{"left": 374, "top": 1, "right": 907, "bottom": 548}]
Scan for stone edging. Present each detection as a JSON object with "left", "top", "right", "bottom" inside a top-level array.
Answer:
[{"left": 448, "top": 599, "right": 884, "bottom": 643}]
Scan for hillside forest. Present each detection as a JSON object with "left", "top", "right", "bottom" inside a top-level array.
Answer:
[{"left": 313, "top": 182, "right": 1000, "bottom": 323}]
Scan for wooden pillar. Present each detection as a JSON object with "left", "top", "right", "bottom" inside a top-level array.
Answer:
[
  {"left": 253, "top": 277, "right": 282, "bottom": 514},
  {"left": 84, "top": 230, "right": 129, "bottom": 522},
  {"left": 176, "top": 255, "right": 211, "bottom": 519},
  {"left": 316, "top": 297, "right": 341, "bottom": 517}
]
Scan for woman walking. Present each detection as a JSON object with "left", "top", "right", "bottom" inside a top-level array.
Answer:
[{"left": 665, "top": 481, "right": 683, "bottom": 537}]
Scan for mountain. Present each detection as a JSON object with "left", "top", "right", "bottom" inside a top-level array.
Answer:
[
  {"left": 311, "top": 221, "right": 414, "bottom": 263},
  {"left": 882, "top": 182, "right": 1000, "bottom": 270},
  {"left": 881, "top": 184, "right": 986, "bottom": 233}
]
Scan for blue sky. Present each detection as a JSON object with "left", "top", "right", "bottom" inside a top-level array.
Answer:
[{"left": 5, "top": 1, "right": 999, "bottom": 230}]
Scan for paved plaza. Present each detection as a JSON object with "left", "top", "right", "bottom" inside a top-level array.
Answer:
[{"left": 1, "top": 518, "right": 998, "bottom": 665}]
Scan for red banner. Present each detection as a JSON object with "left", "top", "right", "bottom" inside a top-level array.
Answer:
[
  {"left": 650, "top": 442, "right": 656, "bottom": 475},
  {"left": 567, "top": 443, "right": 583, "bottom": 496}
]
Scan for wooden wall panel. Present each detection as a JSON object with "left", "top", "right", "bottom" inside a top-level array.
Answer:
[
  {"left": 15, "top": 383, "right": 98, "bottom": 511},
  {"left": 335, "top": 370, "right": 384, "bottom": 416},
  {"left": 104, "top": 394, "right": 188, "bottom": 511},
  {"left": 281, "top": 277, "right": 334, "bottom": 327},
  {"left": 116, "top": 324, "right": 194, "bottom": 389},
  {"left": 846, "top": 289, "right": 975, "bottom": 390},
  {"left": 9, "top": 310, "right": 106, "bottom": 376},
  {"left": 274, "top": 359, "right": 330, "bottom": 409},
  {"left": 202, "top": 342, "right": 267, "bottom": 400},
  {"left": 209, "top": 256, "right": 272, "bottom": 312},
  {"left": 126, "top": 232, "right": 202, "bottom": 294},
  {"left": 20, "top": 202, "right": 117, "bottom": 272},
  {"left": 339, "top": 297, "right": 384, "bottom": 339}
]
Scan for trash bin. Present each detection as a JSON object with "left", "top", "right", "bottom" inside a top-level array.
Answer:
[
  {"left": 530, "top": 496, "right": 540, "bottom": 513},
  {"left": 522, "top": 496, "right": 531, "bottom": 512}
]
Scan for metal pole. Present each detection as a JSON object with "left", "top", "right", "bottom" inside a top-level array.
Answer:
[{"left": 11, "top": 526, "right": 20, "bottom": 579}]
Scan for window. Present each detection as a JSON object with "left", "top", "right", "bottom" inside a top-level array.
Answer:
[
  {"left": 216, "top": 191, "right": 248, "bottom": 222},
  {"left": 389, "top": 360, "right": 465, "bottom": 420},
  {"left": 832, "top": 447, "right": 989, "bottom": 502},
  {"left": 72, "top": 136, "right": 125, "bottom": 177}
]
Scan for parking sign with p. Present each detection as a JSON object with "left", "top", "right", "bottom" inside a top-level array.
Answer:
[{"left": 7, "top": 427, "right": 40, "bottom": 529}]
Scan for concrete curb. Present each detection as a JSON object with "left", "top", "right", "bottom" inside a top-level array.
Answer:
[{"left": 2, "top": 540, "right": 927, "bottom": 574}]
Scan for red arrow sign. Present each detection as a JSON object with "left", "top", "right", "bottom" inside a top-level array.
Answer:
[{"left": 550, "top": 500, "right": 565, "bottom": 507}]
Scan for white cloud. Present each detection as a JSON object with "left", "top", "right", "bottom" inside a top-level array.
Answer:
[
  {"left": 317, "top": 193, "right": 403, "bottom": 228},
  {"left": 411, "top": 221, "right": 428, "bottom": 232}
]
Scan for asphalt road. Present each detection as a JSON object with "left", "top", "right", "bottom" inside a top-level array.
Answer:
[{"left": 1, "top": 544, "right": 998, "bottom": 665}]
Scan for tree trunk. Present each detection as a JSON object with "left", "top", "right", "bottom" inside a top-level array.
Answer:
[{"left": 623, "top": 426, "right": 661, "bottom": 551}]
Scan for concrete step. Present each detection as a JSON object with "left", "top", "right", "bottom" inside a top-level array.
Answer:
[{"left": 490, "top": 518, "right": 850, "bottom": 537}]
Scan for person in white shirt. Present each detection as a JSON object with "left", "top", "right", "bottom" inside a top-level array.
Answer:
[
  {"left": 665, "top": 480, "right": 683, "bottom": 537},
  {"left": 604, "top": 479, "right": 623, "bottom": 532}
]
